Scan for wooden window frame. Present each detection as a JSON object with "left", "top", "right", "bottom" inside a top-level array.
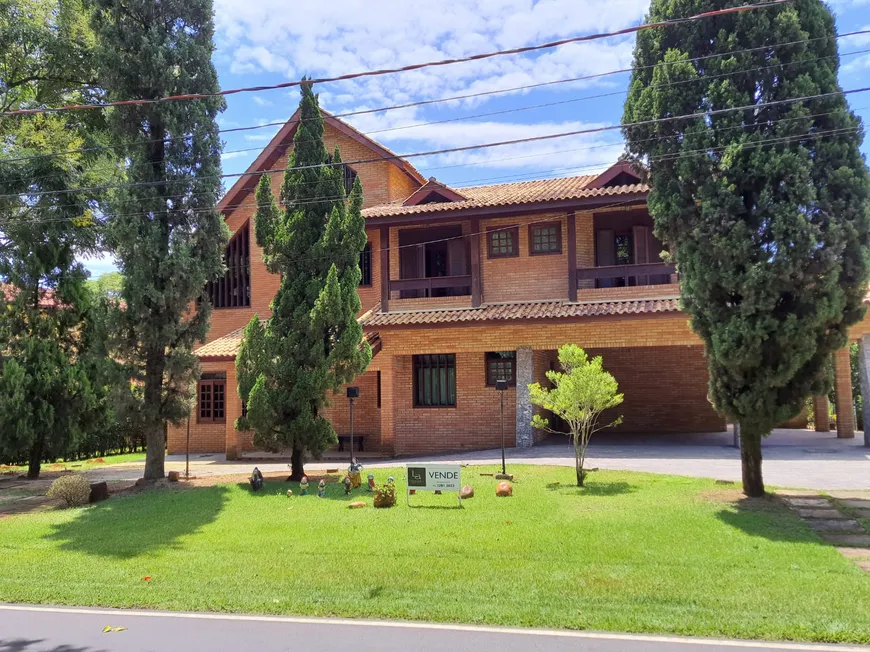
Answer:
[
  {"left": 413, "top": 354, "right": 457, "bottom": 408},
  {"left": 528, "top": 221, "right": 562, "bottom": 256},
  {"left": 359, "top": 242, "right": 373, "bottom": 287},
  {"left": 486, "top": 226, "right": 519, "bottom": 259},
  {"left": 485, "top": 351, "right": 516, "bottom": 387},
  {"left": 207, "top": 222, "right": 251, "bottom": 310},
  {"left": 198, "top": 379, "right": 226, "bottom": 424}
]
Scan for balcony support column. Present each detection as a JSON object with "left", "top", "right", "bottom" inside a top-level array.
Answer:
[
  {"left": 567, "top": 211, "right": 577, "bottom": 302},
  {"left": 470, "top": 217, "right": 482, "bottom": 308}
]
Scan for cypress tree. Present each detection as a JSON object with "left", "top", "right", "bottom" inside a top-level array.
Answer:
[
  {"left": 236, "top": 83, "right": 371, "bottom": 479},
  {"left": 623, "top": 0, "right": 870, "bottom": 495},
  {"left": 89, "top": 0, "right": 228, "bottom": 480}
]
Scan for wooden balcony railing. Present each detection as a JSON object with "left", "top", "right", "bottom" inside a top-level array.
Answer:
[
  {"left": 577, "top": 262, "right": 676, "bottom": 287},
  {"left": 389, "top": 275, "right": 473, "bottom": 297}
]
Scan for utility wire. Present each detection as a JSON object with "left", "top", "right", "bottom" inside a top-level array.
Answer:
[
  {"left": 1, "top": 1, "right": 790, "bottom": 118},
  {"left": 5, "top": 28, "right": 868, "bottom": 168}
]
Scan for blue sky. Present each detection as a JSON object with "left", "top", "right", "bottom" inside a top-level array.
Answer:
[{"left": 82, "top": 0, "right": 870, "bottom": 277}]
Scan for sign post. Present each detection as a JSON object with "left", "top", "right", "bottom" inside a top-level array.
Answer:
[{"left": 406, "top": 464, "right": 462, "bottom": 507}]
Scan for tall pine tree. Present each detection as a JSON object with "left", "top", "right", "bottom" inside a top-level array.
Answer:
[
  {"left": 90, "top": 0, "right": 228, "bottom": 480},
  {"left": 0, "top": 0, "right": 110, "bottom": 478},
  {"left": 623, "top": 0, "right": 870, "bottom": 495},
  {"left": 236, "top": 83, "right": 371, "bottom": 479}
]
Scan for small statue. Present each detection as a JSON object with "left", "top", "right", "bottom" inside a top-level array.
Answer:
[
  {"left": 348, "top": 459, "right": 363, "bottom": 489},
  {"left": 249, "top": 467, "right": 264, "bottom": 491},
  {"left": 299, "top": 476, "right": 309, "bottom": 495},
  {"left": 367, "top": 474, "right": 375, "bottom": 492},
  {"left": 317, "top": 479, "right": 326, "bottom": 498},
  {"left": 286, "top": 488, "right": 293, "bottom": 497},
  {"left": 343, "top": 475, "right": 352, "bottom": 495}
]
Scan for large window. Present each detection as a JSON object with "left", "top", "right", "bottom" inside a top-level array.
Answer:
[
  {"left": 529, "top": 222, "right": 562, "bottom": 255},
  {"left": 413, "top": 354, "right": 456, "bottom": 407},
  {"left": 206, "top": 222, "right": 251, "bottom": 308},
  {"left": 198, "top": 374, "right": 226, "bottom": 423},
  {"left": 487, "top": 226, "right": 518, "bottom": 258},
  {"left": 359, "top": 242, "right": 372, "bottom": 286},
  {"left": 486, "top": 351, "right": 516, "bottom": 386},
  {"left": 343, "top": 165, "right": 358, "bottom": 195}
]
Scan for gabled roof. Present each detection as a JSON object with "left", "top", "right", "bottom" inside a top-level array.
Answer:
[
  {"left": 361, "top": 174, "right": 648, "bottom": 220},
  {"left": 1, "top": 283, "right": 61, "bottom": 309},
  {"left": 217, "top": 108, "right": 426, "bottom": 216},
  {"left": 586, "top": 161, "right": 643, "bottom": 189},
  {"left": 403, "top": 177, "right": 467, "bottom": 206}
]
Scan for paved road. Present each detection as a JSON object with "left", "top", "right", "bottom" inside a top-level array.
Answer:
[
  {"left": 85, "top": 428, "right": 870, "bottom": 490},
  {"left": 1, "top": 605, "right": 868, "bottom": 652}
]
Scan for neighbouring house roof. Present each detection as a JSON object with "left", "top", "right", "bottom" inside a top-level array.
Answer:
[
  {"left": 217, "top": 108, "right": 426, "bottom": 216},
  {"left": 1, "top": 283, "right": 61, "bottom": 309},
  {"left": 402, "top": 177, "right": 467, "bottom": 206},
  {"left": 195, "top": 324, "right": 381, "bottom": 361},
  {"left": 360, "top": 174, "right": 649, "bottom": 220},
  {"left": 361, "top": 298, "right": 680, "bottom": 327}
]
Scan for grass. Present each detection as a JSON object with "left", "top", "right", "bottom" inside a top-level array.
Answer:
[
  {"left": 1, "top": 451, "right": 147, "bottom": 474},
  {"left": 0, "top": 466, "right": 868, "bottom": 644}
]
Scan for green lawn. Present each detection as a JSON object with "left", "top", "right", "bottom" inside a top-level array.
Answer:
[
  {"left": 1, "top": 452, "right": 147, "bottom": 474},
  {"left": 0, "top": 466, "right": 868, "bottom": 644}
]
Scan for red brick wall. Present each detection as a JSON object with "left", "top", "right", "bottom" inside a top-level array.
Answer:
[
  {"left": 167, "top": 361, "right": 235, "bottom": 455},
  {"left": 321, "top": 371, "right": 382, "bottom": 451},
  {"left": 585, "top": 345, "right": 725, "bottom": 433},
  {"left": 390, "top": 352, "right": 517, "bottom": 456}
]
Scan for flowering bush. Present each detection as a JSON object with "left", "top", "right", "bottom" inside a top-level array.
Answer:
[
  {"left": 46, "top": 475, "right": 91, "bottom": 507},
  {"left": 373, "top": 478, "right": 396, "bottom": 508}
]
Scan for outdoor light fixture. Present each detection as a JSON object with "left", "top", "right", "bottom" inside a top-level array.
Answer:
[
  {"left": 495, "top": 379, "right": 508, "bottom": 476},
  {"left": 347, "top": 386, "right": 359, "bottom": 464}
]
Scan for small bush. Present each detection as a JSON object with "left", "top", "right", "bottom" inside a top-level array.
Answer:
[
  {"left": 46, "top": 475, "right": 92, "bottom": 507},
  {"left": 373, "top": 478, "right": 396, "bottom": 508}
]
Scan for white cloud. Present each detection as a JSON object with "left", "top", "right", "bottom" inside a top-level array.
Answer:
[
  {"left": 221, "top": 150, "right": 251, "bottom": 160},
  {"left": 252, "top": 95, "right": 273, "bottom": 106},
  {"left": 228, "top": 45, "right": 291, "bottom": 75}
]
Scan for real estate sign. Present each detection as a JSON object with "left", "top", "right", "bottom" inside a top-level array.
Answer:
[{"left": 406, "top": 464, "right": 462, "bottom": 506}]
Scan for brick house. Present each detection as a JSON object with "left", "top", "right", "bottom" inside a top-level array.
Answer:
[{"left": 167, "top": 109, "right": 863, "bottom": 458}]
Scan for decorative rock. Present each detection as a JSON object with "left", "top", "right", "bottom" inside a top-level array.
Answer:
[
  {"left": 459, "top": 485, "right": 474, "bottom": 499},
  {"left": 89, "top": 481, "right": 109, "bottom": 503},
  {"left": 821, "top": 534, "right": 870, "bottom": 546},
  {"left": 496, "top": 481, "right": 513, "bottom": 497},
  {"left": 806, "top": 519, "right": 863, "bottom": 533},
  {"left": 286, "top": 489, "right": 293, "bottom": 497},
  {"left": 348, "top": 501, "right": 366, "bottom": 509},
  {"left": 167, "top": 471, "right": 180, "bottom": 482},
  {"left": 794, "top": 508, "right": 842, "bottom": 519}
]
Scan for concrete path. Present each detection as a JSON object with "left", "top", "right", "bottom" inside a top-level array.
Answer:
[
  {"left": 81, "top": 428, "right": 870, "bottom": 491},
  {"left": 1, "top": 605, "right": 868, "bottom": 652}
]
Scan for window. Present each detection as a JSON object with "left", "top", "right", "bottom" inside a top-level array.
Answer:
[
  {"left": 359, "top": 242, "right": 372, "bottom": 286},
  {"left": 206, "top": 222, "right": 251, "bottom": 309},
  {"left": 343, "top": 165, "right": 358, "bottom": 195},
  {"left": 413, "top": 354, "right": 456, "bottom": 407},
  {"left": 529, "top": 222, "right": 562, "bottom": 255},
  {"left": 198, "top": 376, "right": 226, "bottom": 423},
  {"left": 487, "top": 226, "right": 519, "bottom": 258},
  {"left": 486, "top": 351, "right": 516, "bottom": 386}
]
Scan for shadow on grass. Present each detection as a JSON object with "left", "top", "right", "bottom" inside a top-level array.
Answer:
[
  {"left": 45, "top": 486, "right": 229, "bottom": 559},
  {"left": 547, "top": 480, "right": 636, "bottom": 496},
  {"left": 0, "top": 639, "right": 103, "bottom": 652},
  {"left": 715, "top": 495, "right": 822, "bottom": 544}
]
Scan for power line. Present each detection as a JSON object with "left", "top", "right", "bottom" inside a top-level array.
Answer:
[
  {"left": 2, "top": 125, "right": 861, "bottom": 227},
  {"left": 1, "top": 1, "right": 790, "bottom": 118},
  {"left": 3, "top": 84, "right": 865, "bottom": 201},
  {"left": 5, "top": 27, "right": 868, "bottom": 168}
]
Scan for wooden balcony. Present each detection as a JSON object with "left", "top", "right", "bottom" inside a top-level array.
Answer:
[
  {"left": 389, "top": 275, "right": 473, "bottom": 296},
  {"left": 577, "top": 262, "right": 676, "bottom": 287}
]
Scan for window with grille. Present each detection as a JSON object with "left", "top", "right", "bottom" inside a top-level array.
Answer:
[
  {"left": 205, "top": 222, "right": 251, "bottom": 309},
  {"left": 529, "top": 222, "right": 562, "bottom": 255},
  {"left": 198, "top": 379, "right": 226, "bottom": 423},
  {"left": 359, "top": 242, "right": 372, "bottom": 286},
  {"left": 487, "top": 226, "right": 518, "bottom": 258},
  {"left": 413, "top": 354, "right": 456, "bottom": 407},
  {"left": 486, "top": 351, "right": 516, "bottom": 386}
]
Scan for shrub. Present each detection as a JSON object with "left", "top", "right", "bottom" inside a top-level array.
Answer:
[
  {"left": 46, "top": 475, "right": 92, "bottom": 507},
  {"left": 373, "top": 478, "right": 396, "bottom": 508}
]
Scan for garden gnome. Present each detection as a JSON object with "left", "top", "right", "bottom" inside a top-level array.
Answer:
[
  {"left": 299, "top": 476, "right": 309, "bottom": 495},
  {"left": 348, "top": 460, "right": 363, "bottom": 489},
  {"left": 249, "top": 467, "right": 264, "bottom": 491},
  {"left": 286, "top": 489, "right": 293, "bottom": 497},
  {"left": 343, "top": 475, "right": 352, "bottom": 495},
  {"left": 367, "top": 474, "right": 375, "bottom": 492},
  {"left": 317, "top": 479, "right": 327, "bottom": 498}
]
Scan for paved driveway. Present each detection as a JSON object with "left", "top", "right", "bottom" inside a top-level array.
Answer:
[{"left": 83, "top": 428, "right": 870, "bottom": 491}]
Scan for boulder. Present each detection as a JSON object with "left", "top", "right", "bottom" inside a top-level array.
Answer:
[
  {"left": 460, "top": 485, "right": 474, "bottom": 499},
  {"left": 89, "top": 481, "right": 110, "bottom": 503},
  {"left": 348, "top": 501, "right": 366, "bottom": 509},
  {"left": 495, "top": 481, "right": 513, "bottom": 497},
  {"left": 167, "top": 471, "right": 180, "bottom": 482}
]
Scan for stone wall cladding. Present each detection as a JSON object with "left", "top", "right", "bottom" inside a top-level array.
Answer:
[{"left": 515, "top": 346, "right": 534, "bottom": 447}]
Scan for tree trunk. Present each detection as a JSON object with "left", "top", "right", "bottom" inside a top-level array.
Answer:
[
  {"left": 574, "top": 440, "right": 584, "bottom": 487},
  {"left": 288, "top": 446, "right": 305, "bottom": 481},
  {"left": 739, "top": 426, "right": 765, "bottom": 497},
  {"left": 142, "top": 350, "right": 166, "bottom": 481},
  {"left": 27, "top": 438, "right": 43, "bottom": 480}
]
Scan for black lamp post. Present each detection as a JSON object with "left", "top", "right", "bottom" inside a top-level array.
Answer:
[
  {"left": 495, "top": 379, "right": 508, "bottom": 476},
  {"left": 347, "top": 386, "right": 359, "bottom": 464}
]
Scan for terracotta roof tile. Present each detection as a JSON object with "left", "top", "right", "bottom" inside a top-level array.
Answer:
[
  {"left": 195, "top": 323, "right": 383, "bottom": 360},
  {"left": 361, "top": 175, "right": 648, "bottom": 219},
  {"left": 2, "top": 283, "right": 61, "bottom": 308},
  {"left": 361, "top": 298, "right": 680, "bottom": 327}
]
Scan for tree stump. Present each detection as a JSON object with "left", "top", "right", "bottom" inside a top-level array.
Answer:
[{"left": 89, "top": 481, "right": 109, "bottom": 503}]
